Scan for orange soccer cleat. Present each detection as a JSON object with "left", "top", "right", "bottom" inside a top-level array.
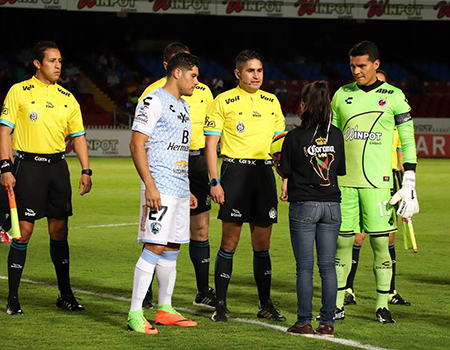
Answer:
[{"left": 155, "top": 306, "right": 197, "bottom": 327}]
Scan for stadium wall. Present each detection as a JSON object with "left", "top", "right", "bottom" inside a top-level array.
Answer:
[{"left": 65, "top": 119, "right": 450, "bottom": 158}]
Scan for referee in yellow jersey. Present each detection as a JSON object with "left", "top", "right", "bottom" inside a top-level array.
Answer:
[
  {"left": 139, "top": 43, "right": 217, "bottom": 309},
  {"left": 0, "top": 41, "right": 92, "bottom": 315},
  {"left": 205, "top": 49, "right": 286, "bottom": 322}
]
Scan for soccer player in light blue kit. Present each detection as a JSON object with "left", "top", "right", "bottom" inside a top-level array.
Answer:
[{"left": 127, "top": 53, "right": 200, "bottom": 334}]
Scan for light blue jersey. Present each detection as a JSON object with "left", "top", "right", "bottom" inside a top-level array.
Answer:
[{"left": 132, "top": 88, "right": 191, "bottom": 198}]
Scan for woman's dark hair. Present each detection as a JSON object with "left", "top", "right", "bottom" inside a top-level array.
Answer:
[{"left": 297, "top": 81, "right": 332, "bottom": 132}]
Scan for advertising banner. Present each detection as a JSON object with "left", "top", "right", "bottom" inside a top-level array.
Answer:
[
  {"left": 414, "top": 118, "right": 450, "bottom": 158},
  {"left": 0, "top": 0, "right": 65, "bottom": 10},
  {"left": 2, "top": 0, "right": 450, "bottom": 20},
  {"left": 66, "top": 128, "right": 131, "bottom": 157}
]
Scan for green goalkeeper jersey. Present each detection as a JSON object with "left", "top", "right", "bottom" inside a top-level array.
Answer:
[{"left": 332, "top": 81, "right": 417, "bottom": 189}]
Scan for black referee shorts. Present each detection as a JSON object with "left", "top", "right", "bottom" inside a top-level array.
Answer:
[
  {"left": 13, "top": 153, "right": 73, "bottom": 222},
  {"left": 218, "top": 157, "right": 278, "bottom": 224},
  {"left": 189, "top": 149, "right": 211, "bottom": 215}
]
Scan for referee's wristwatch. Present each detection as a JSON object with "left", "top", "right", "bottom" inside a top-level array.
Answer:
[
  {"left": 208, "top": 178, "right": 220, "bottom": 187},
  {"left": 81, "top": 169, "right": 93, "bottom": 176}
]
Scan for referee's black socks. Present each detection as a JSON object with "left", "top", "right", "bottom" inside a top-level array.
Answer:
[
  {"left": 8, "top": 240, "right": 28, "bottom": 298},
  {"left": 50, "top": 239, "right": 71, "bottom": 295},
  {"left": 215, "top": 248, "right": 234, "bottom": 302},
  {"left": 189, "top": 239, "right": 210, "bottom": 295},
  {"left": 253, "top": 250, "right": 272, "bottom": 305}
]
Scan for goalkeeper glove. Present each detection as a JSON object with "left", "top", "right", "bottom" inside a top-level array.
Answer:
[{"left": 389, "top": 170, "right": 419, "bottom": 219}]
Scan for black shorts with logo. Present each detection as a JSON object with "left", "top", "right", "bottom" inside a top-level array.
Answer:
[
  {"left": 13, "top": 152, "right": 73, "bottom": 222},
  {"left": 218, "top": 156, "right": 278, "bottom": 224},
  {"left": 189, "top": 149, "right": 211, "bottom": 215}
]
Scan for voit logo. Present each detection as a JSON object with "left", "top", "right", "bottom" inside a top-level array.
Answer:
[
  {"left": 231, "top": 209, "right": 242, "bottom": 218},
  {"left": 25, "top": 208, "right": 36, "bottom": 217}
]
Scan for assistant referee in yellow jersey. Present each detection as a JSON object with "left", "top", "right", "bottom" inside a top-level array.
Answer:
[
  {"left": 138, "top": 43, "right": 217, "bottom": 309},
  {"left": 0, "top": 41, "right": 92, "bottom": 315},
  {"left": 204, "top": 49, "right": 286, "bottom": 322}
]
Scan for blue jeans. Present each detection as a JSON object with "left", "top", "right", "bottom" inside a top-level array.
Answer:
[{"left": 289, "top": 201, "right": 341, "bottom": 325}]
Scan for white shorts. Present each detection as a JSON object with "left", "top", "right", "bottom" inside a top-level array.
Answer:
[{"left": 138, "top": 192, "right": 190, "bottom": 245}]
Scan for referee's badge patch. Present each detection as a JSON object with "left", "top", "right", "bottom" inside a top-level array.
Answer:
[
  {"left": 269, "top": 207, "right": 277, "bottom": 219},
  {"left": 236, "top": 121, "right": 245, "bottom": 133},
  {"left": 151, "top": 222, "right": 162, "bottom": 235},
  {"left": 29, "top": 110, "right": 38, "bottom": 122}
]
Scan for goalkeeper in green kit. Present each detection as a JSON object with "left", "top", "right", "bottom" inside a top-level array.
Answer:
[{"left": 331, "top": 41, "right": 419, "bottom": 323}]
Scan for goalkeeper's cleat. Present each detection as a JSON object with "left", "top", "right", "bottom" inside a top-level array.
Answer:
[
  {"left": 389, "top": 292, "right": 411, "bottom": 306},
  {"left": 376, "top": 307, "right": 395, "bottom": 324},
  {"left": 0, "top": 228, "right": 11, "bottom": 244},
  {"left": 142, "top": 289, "right": 153, "bottom": 309},
  {"left": 193, "top": 287, "right": 218, "bottom": 309},
  {"left": 344, "top": 288, "right": 357, "bottom": 306},
  {"left": 127, "top": 309, "right": 158, "bottom": 334},
  {"left": 316, "top": 307, "right": 345, "bottom": 321},
  {"left": 211, "top": 300, "right": 228, "bottom": 322},
  {"left": 155, "top": 306, "right": 197, "bottom": 327},
  {"left": 56, "top": 291, "right": 85, "bottom": 311},
  {"left": 6, "top": 296, "right": 23, "bottom": 315},
  {"left": 257, "top": 300, "right": 286, "bottom": 322}
]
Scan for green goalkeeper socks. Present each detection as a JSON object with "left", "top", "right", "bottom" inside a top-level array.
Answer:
[
  {"left": 335, "top": 235, "right": 355, "bottom": 309},
  {"left": 370, "top": 235, "right": 392, "bottom": 310}
]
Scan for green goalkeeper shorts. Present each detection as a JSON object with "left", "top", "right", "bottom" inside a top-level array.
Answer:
[{"left": 340, "top": 187, "right": 397, "bottom": 236}]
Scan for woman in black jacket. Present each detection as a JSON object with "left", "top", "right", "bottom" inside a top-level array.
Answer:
[{"left": 277, "top": 81, "right": 346, "bottom": 337}]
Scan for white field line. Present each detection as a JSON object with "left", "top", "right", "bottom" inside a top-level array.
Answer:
[
  {"left": 0, "top": 275, "right": 391, "bottom": 350},
  {"left": 71, "top": 222, "right": 138, "bottom": 229},
  {"left": 70, "top": 218, "right": 217, "bottom": 230}
]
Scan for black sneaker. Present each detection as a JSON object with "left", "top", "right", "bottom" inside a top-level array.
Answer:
[
  {"left": 389, "top": 293, "right": 411, "bottom": 306},
  {"left": 376, "top": 307, "right": 395, "bottom": 324},
  {"left": 257, "top": 300, "right": 286, "bottom": 322},
  {"left": 56, "top": 292, "right": 85, "bottom": 311},
  {"left": 6, "top": 296, "right": 23, "bottom": 315},
  {"left": 316, "top": 307, "right": 345, "bottom": 321},
  {"left": 211, "top": 300, "right": 228, "bottom": 322},
  {"left": 142, "top": 289, "right": 153, "bottom": 309},
  {"left": 193, "top": 287, "right": 217, "bottom": 309},
  {"left": 344, "top": 289, "right": 357, "bottom": 306}
]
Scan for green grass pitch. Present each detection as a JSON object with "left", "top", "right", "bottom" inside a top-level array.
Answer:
[{"left": 1, "top": 158, "right": 449, "bottom": 350}]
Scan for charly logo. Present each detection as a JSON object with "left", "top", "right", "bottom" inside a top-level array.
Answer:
[
  {"left": 29, "top": 111, "right": 38, "bottom": 122},
  {"left": 151, "top": 222, "right": 162, "bottom": 234},
  {"left": 236, "top": 121, "right": 245, "bottom": 133},
  {"left": 269, "top": 207, "right": 277, "bottom": 219},
  {"left": 206, "top": 195, "right": 212, "bottom": 206}
]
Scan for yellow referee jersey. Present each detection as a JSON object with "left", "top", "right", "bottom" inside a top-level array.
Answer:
[
  {"left": 204, "top": 86, "right": 285, "bottom": 160},
  {"left": 0, "top": 76, "right": 85, "bottom": 154},
  {"left": 139, "top": 77, "right": 213, "bottom": 151},
  {"left": 392, "top": 127, "right": 402, "bottom": 170}
]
